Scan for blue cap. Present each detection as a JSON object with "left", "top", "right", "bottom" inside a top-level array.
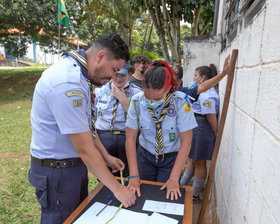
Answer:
[{"left": 117, "top": 61, "right": 130, "bottom": 75}]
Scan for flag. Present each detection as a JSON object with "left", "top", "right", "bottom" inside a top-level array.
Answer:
[{"left": 58, "top": 0, "right": 69, "bottom": 27}]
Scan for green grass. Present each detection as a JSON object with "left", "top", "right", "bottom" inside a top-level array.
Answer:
[
  {"left": 0, "top": 68, "right": 46, "bottom": 104},
  {"left": 0, "top": 68, "right": 98, "bottom": 223}
]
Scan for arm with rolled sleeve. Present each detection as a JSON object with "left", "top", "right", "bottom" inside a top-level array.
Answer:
[
  {"left": 125, "top": 96, "right": 141, "bottom": 197},
  {"left": 47, "top": 84, "right": 136, "bottom": 208}
]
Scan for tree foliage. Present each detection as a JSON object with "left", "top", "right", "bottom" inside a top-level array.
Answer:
[
  {"left": 0, "top": 0, "right": 215, "bottom": 60},
  {"left": 142, "top": 0, "right": 215, "bottom": 62},
  {"left": 0, "top": 0, "right": 93, "bottom": 56}
]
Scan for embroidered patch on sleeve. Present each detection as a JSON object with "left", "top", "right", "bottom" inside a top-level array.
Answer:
[
  {"left": 73, "top": 99, "right": 82, "bottom": 107},
  {"left": 183, "top": 103, "right": 192, "bottom": 112},
  {"left": 65, "top": 90, "right": 85, "bottom": 99},
  {"left": 203, "top": 100, "right": 212, "bottom": 108}
]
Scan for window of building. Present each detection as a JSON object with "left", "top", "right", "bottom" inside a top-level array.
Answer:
[{"left": 224, "top": 0, "right": 266, "bottom": 43}]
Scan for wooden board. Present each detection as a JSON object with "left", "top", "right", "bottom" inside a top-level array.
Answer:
[
  {"left": 197, "top": 49, "right": 239, "bottom": 224},
  {"left": 64, "top": 179, "right": 193, "bottom": 224}
]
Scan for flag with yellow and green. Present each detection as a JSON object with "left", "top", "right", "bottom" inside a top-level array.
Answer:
[{"left": 58, "top": 0, "right": 69, "bottom": 27}]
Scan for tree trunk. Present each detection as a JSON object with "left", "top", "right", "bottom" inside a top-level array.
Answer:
[
  {"left": 191, "top": 3, "right": 202, "bottom": 36},
  {"left": 199, "top": 16, "right": 212, "bottom": 35},
  {"left": 141, "top": 21, "right": 149, "bottom": 53},
  {"left": 144, "top": 0, "right": 170, "bottom": 61},
  {"left": 146, "top": 23, "right": 153, "bottom": 51},
  {"left": 162, "top": 0, "right": 176, "bottom": 61},
  {"left": 121, "top": 26, "right": 130, "bottom": 47},
  {"left": 172, "top": 3, "right": 181, "bottom": 62},
  {"left": 175, "top": 16, "right": 181, "bottom": 63}
]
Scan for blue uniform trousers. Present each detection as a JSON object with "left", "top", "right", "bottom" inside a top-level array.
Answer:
[
  {"left": 137, "top": 145, "right": 177, "bottom": 183},
  {"left": 28, "top": 160, "right": 88, "bottom": 224},
  {"left": 98, "top": 132, "right": 129, "bottom": 177}
]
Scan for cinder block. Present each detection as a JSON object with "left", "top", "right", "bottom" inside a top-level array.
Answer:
[
  {"left": 252, "top": 125, "right": 280, "bottom": 222},
  {"left": 224, "top": 100, "right": 236, "bottom": 136},
  {"left": 230, "top": 146, "right": 250, "bottom": 214},
  {"left": 237, "top": 11, "right": 265, "bottom": 67},
  {"left": 227, "top": 191, "right": 246, "bottom": 224},
  {"left": 246, "top": 178, "right": 263, "bottom": 224},
  {"left": 262, "top": 0, "right": 280, "bottom": 63},
  {"left": 215, "top": 166, "right": 231, "bottom": 224},
  {"left": 230, "top": 107, "right": 255, "bottom": 166},
  {"left": 233, "top": 68, "right": 261, "bottom": 116},
  {"left": 260, "top": 203, "right": 279, "bottom": 224},
  {"left": 255, "top": 64, "right": 280, "bottom": 138},
  {"left": 219, "top": 130, "right": 234, "bottom": 196}
]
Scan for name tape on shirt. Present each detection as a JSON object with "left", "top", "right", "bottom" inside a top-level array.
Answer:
[
  {"left": 183, "top": 103, "right": 192, "bottom": 112},
  {"left": 65, "top": 90, "right": 85, "bottom": 99}
]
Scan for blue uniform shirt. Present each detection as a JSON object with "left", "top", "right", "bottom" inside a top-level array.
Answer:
[
  {"left": 126, "top": 91, "right": 198, "bottom": 154},
  {"left": 30, "top": 57, "right": 91, "bottom": 159},
  {"left": 192, "top": 87, "right": 219, "bottom": 115},
  {"left": 95, "top": 83, "right": 142, "bottom": 131}
]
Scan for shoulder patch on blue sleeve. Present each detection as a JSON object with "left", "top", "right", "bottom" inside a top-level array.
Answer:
[{"left": 65, "top": 90, "right": 85, "bottom": 99}]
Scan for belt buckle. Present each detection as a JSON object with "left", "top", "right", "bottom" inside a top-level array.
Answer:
[
  {"left": 56, "top": 161, "right": 61, "bottom": 168},
  {"left": 113, "top": 130, "right": 120, "bottom": 135}
]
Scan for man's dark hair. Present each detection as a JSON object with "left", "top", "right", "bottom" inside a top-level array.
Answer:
[
  {"left": 89, "top": 34, "right": 130, "bottom": 61},
  {"left": 132, "top": 54, "right": 152, "bottom": 66}
]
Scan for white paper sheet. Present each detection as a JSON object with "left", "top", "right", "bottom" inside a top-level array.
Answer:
[
  {"left": 142, "top": 200, "right": 184, "bottom": 216},
  {"left": 73, "top": 202, "right": 148, "bottom": 224},
  {"left": 147, "top": 212, "right": 179, "bottom": 224}
]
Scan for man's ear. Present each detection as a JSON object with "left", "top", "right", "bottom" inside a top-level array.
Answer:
[{"left": 96, "top": 50, "right": 106, "bottom": 63}]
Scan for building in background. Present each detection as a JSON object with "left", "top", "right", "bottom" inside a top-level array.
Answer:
[
  {"left": 0, "top": 28, "right": 87, "bottom": 65},
  {"left": 183, "top": 0, "right": 279, "bottom": 223}
]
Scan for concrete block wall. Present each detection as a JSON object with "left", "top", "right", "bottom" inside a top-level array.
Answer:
[
  {"left": 183, "top": 35, "right": 222, "bottom": 86},
  {"left": 215, "top": 0, "right": 280, "bottom": 223}
]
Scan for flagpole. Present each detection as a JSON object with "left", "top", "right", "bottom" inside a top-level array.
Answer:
[
  {"left": 58, "top": 23, "right": 61, "bottom": 51},
  {"left": 58, "top": 0, "right": 60, "bottom": 52}
]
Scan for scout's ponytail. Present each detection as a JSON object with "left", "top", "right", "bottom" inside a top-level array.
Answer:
[
  {"left": 195, "top": 64, "right": 218, "bottom": 80},
  {"left": 143, "top": 60, "right": 179, "bottom": 93}
]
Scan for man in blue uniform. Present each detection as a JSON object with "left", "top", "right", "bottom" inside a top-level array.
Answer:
[{"left": 28, "top": 34, "right": 136, "bottom": 224}]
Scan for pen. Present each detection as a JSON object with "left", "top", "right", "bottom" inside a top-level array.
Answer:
[
  {"left": 96, "top": 199, "right": 113, "bottom": 216},
  {"left": 106, "top": 195, "right": 111, "bottom": 202}
]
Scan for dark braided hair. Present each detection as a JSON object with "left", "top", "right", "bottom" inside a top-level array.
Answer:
[
  {"left": 196, "top": 64, "right": 218, "bottom": 91},
  {"left": 195, "top": 64, "right": 218, "bottom": 80},
  {"left": 143, "top": 60, "right": 179, "bottom": 93}
]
